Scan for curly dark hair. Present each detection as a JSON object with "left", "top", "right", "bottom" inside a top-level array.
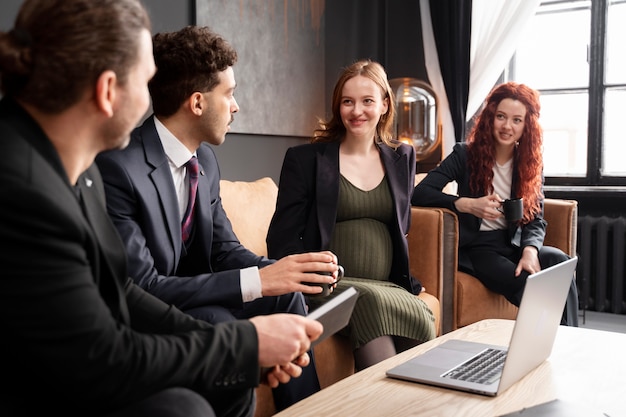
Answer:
[
  {"left": 466, "top": 82, "right": 543, "bottom": 224},
  {"left": 149, "top": 25, "right": 237, "bottom": 117}
]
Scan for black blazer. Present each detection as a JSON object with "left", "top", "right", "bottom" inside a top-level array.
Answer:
[
  {"left": 0, "top": 99, "right": 259, "bottom": 415},
  {"left": 266, "top": 141, "right": 422, "bottom": 294},
  {"left": 96, "top": 116, "right": 273, "bottom": 311},
  {"left": 411, "top": 143, "right": 547, "bottom": 271}
]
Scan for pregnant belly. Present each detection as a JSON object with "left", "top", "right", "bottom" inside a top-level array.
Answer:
[{"left": 330, "top": 218, "right": 393, "bottom": 280}]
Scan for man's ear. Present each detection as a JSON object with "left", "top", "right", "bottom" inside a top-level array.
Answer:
[
  {"left": 189, "top": 92, "right": 204, "bottom": 116},
  {"left": 95, "top": 70, "right": 117, "bottom": 117}
]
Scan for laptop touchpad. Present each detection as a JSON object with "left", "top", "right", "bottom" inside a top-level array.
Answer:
[{"left": 410, "top": 346, "right": 473, "bottom": 369}]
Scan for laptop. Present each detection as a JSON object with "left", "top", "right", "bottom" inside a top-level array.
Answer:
[{"left": 386, "top": 257, "right": 578, "bottom": 396}]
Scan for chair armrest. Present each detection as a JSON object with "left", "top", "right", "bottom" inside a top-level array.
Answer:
[
  {"left": 543, "top": 198, "right": 578, "bottom": 257},
  {"left": 408, "top": 206, "right": 459, "bottom": 334}
]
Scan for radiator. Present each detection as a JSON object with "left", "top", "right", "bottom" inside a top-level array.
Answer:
[{"left": 577, "top": 215, "right": 626, "bottom": 314}]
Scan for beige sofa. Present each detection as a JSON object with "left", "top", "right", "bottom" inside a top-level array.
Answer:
[{"left": 219, "top": 177, "right": 447, "bottom": 417}]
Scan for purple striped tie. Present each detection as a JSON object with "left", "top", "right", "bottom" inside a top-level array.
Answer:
[{"left": 181, "top": 156, "right": 199, "bottom": 242}]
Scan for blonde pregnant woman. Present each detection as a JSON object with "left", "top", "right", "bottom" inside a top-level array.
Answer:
[{"left": 267, "top": 60, "right": 436, "bottom": 371}]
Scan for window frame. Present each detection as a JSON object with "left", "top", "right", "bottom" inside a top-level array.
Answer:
[{"left": 510, "top": 0, "right": 626, "bottom": 187}]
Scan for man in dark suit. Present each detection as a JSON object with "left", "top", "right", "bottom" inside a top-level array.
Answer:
[
  {"left": 0, "top": 2, "right": 322, "bottom": 417},
  {"left": 95, "top": 26, "right": 337, "bottom": 410}
]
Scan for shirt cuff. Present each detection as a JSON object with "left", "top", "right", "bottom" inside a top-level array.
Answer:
[{"left": 241, "top": 266, "right": 262, "bottom": 302}]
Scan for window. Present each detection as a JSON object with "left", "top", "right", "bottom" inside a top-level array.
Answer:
[{"left": 509, "top": 0, "right": 626, "bottom": 185}]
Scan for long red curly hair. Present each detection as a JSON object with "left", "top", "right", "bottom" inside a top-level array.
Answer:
[{"left": 466, "top": 82, "right": 543, "bottom": 224}]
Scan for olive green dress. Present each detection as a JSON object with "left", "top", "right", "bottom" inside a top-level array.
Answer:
[{"left": 308, "top": 175, "right": 436, "bottom": 350}]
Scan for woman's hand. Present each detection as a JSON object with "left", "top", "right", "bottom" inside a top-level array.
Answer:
[
  {"left": 454, "top": 194, "right": 503, "bottom": 221},
  {"left": 515, "top": 246, "right": 540, "bottom": 277}
]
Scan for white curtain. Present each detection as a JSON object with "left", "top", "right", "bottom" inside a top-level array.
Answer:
[
  {"left": 420, "top": 0, "right": 540, "bottom": 157},
  {"left": 419, "top": 0, "right": 456, "bottom": 157},
  {"left": 467, "top": 0, "right": 541, "bottom": 122}
]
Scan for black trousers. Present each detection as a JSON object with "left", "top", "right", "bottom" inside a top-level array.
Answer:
[
  {"left": 464, "top": 229, "right": 579, "bottom": 326},
  {"left": 185, "top": 291, "right": 321, "bottom": 411},
  {"left": 102, "top": 387, "right": 252, "bottom": 417}
]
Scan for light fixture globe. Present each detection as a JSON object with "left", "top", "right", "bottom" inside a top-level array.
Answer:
[{"left": 389, "top": 78, "right": 439, "bottom": 161}]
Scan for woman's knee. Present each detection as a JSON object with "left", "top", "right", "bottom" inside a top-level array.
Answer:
[{"left": 539, "top": 246, "right": 569, "bottom": 268}]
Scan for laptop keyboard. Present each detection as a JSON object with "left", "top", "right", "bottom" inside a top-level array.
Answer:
[{"left": 442, "top": 348, "right": 507, "bottom": 385}]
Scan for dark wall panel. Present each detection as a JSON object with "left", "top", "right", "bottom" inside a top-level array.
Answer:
[
  {"left": 385, "top": 0, "right": 428, "bottom": 81},
  {"left": 0, "top": 0, "right": 429, "bottom": 183},
  {"left": 0, "top": 0, "right": 21, "bottom": 30}
]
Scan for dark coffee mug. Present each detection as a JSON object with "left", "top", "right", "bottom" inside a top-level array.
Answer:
[
  {"left": 303, "top": 265, "right": 344, "bottom": 297},
  {"left": 499, "top": 198, "right": 523, "bottom": 222}
]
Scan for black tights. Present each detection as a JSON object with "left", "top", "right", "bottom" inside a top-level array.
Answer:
[{"left": 354, "top": 335, "right": 423, "bottom": 371}]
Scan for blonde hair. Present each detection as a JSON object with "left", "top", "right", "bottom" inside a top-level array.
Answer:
[{"left": 313, "top": 59, "right": 397, "bottom": 148}]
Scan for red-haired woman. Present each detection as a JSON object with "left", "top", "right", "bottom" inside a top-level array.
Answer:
[{"left": 412, "top": 82, "right": 578, "bottom": 325}]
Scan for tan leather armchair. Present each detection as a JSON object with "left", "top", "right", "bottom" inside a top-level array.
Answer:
[
  {"left": 219, "top": 177, "right": 445, "bottom": 417},
  {"left": 412, "top": 198, "right": 578, "bottom": 332}
]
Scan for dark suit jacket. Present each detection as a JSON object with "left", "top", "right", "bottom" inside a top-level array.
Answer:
[
  {"left": 266, "top": 141, "right": 423, "bottom": 295},
  {"left": 0, "top": 99, "right": 259, "bottom": 416},
  {"left": 411, "top": 142, "right": 547, "bottom": 272},
  {"left": 96, "top": 116, "right": 273, "bottom": 311}
]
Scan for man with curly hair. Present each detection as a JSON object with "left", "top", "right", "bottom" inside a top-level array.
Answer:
[
  {"left": 1, "top": 3, "right": 322, "bottom": 417},
  {"left": 96, "top": 25, "right": 333, "bottom": 411}
]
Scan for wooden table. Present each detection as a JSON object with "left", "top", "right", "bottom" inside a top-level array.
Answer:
[{"left": 274, "top": 319, "right": 626, "bottom": 417}]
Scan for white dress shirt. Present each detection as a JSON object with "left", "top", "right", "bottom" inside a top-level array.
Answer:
[{"left": 154, "top": 117, "right": 262, "bottom": 301}]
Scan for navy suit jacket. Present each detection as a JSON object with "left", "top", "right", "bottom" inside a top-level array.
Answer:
[
  {"left": 411, "top": 143, "right": 547, "bottom": 272},
  {"left": 0, "top": 100, "right": 259, "bottom": 415},
  {"left": 96, "top": 116, "right": 273, "bottom": 312},
  {"left": 266, "top": 140, "right": 423, "bottom": 295}
]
